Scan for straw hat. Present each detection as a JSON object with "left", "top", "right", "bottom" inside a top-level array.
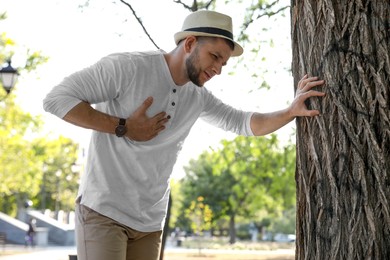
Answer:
[{"left": 174, "top": 10, "right": 244, "bottom": 57}]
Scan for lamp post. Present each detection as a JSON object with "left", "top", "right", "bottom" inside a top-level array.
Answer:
[
  {"left": 55, "top": 170, "right": 62, "bottom": 215},
  {"left": 41, "top": 164, "right": 48, "bottom": 211},
  {"left": 0, "top": 59, "right": 19, "bottom": 94}
]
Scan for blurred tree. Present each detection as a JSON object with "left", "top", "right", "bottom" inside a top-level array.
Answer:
[
  {"left": 186, "top": 196, "right": 213, "bottom": 236},
  {"left": 31, "top": 136, "right": 80, "bottom": 213},
  {"left": 179, "top": 135, "right": 296, "bottom": 244},
  {"left": 185, "top": 196, "right": 213, "bottom": 255},
  {"left": 0, "top": 13, "right": 48, "bottom": 88},
  {"left": 0, "top": 13, "right": 78, "bottom": 217},
  {"left": 0, "top": 94, "right": 42, "bottom": 215}
]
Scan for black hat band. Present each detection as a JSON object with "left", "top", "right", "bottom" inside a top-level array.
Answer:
[{"left": 184, "top": 27, "right": 233, "bottom": 40}]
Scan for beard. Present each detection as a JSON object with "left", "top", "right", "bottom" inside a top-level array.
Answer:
[{"left": 185, "top": 47, "right": 203, "bottom": 87}]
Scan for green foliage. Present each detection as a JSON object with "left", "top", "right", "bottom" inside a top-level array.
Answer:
[
  {"left": 267, "top": 206, "right": 296, "bottom": 235},
  {"left": 173, "top": 0, "right": 217, "bottom": 11},
  {"left": 0, "top": 12, "right": 6, "bottom": 20},
  {"left": 0, "top": 32, "right": 48, "bottom": 77},
  {"left": 31, "top": 136, "right": 80, "bottom": 212},
  {"left": 177, "top": 134, "right": 296, "bottom": 240},
  {"left": 0, "top": 94, "right": 80, "bottom": 216},
  {"left": 23, "top": 49, "right": 49, "bottom": 73},
  {"left": 0, "top": 95, "right": 42, "bottom": 197},
  {"left": 169, "top": 178, "right": 186, "bottom": 229},
  {"left": 239, "top": 0, "right": 290, "bottom": 42},
  {"left": 185, "top": 196, "right": 213, "bottom": 235},
  {"left": 0, "top": 19, "right": 78, "bottom": 216},
  {"left": 0, "top": 32, "right": 16, "bottom": 69},
  {"left": 233, "top": 0, "right": 290, "bottom": 90},
  {"left": 1, "top": 16, "right": 48, "bottom": 86}
]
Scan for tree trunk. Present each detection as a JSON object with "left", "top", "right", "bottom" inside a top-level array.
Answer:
[
  {"left": 159, "top": 194, "right": 172, "bottom": 260},
  {"left": 229, "top": 214, "right": 236, "bottom": 244},
  {"left": 291, "top": 1, "right": 390, "bottom": 259}
]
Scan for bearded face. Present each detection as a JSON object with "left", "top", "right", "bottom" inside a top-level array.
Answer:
[
  {"left": 184, "top": 37, "right": 233, "bottom": 87},
  {"left": 185, "top": 46, "right": 203, "bottom": 87}
]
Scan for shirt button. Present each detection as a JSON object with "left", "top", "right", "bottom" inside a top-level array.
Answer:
[
  {"left": 167, "top": 115, "right": 171, "bottom": 119},
  {"left": 173, "top": 89, "right": 177, "bottom": 93},
  {"left": 171, "top": 102, "right": 175, "bottom": 106}
]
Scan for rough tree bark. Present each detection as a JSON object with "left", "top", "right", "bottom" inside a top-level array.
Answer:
[{"left": 291, "top": 0, "right": 390, "bottom": 259}]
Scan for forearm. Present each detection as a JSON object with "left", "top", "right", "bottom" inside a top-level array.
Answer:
[
  {"left": 250, "top": 108, "right": 295, "bottom": 136},
  {"left": 63, "top": 101, "right": 118, "bottom": 135}
]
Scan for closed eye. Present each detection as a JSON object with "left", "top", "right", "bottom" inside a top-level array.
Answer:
[{"left": 211, "top": 52, "right": 228, "bottom": 66}]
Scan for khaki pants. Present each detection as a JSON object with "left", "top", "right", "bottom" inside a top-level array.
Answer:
[{"left": 76, "top": 202, "right": 162, "bottom": 260}]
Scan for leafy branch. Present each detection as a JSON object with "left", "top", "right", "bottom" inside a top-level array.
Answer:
[
  {"left": 119, "top": 0, "right": 160, "bottom": 49},
  {"left": 173, "top": 0, "right": 215, "bottom": 11},
  {"left": 239, "top": 0, "right": 290, "bottom": 42}
]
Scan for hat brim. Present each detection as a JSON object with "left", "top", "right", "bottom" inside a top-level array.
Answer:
[{"left": 174, "top": 31, "right": 243, "bottom": 57}]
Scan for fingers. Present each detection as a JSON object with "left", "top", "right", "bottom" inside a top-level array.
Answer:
[
  {"left": 134, "top": 97, "right": 169, "bottom": 132},
  {"left": 303, "top": 90, "right": 326, "bottom": 98},
  {"left": 151, "top": 112, "right": 169, "bottom": 132},
  {"left": 127, "top": 97, "right": 170, "bottom": 141},
  {"left": 298, "top": 74, "right": 308, "bottom": 85},
  {"left": 306, "top": 109, "right": 320, "bottom": 117},
  {"left": 299, "top": 90, "right": 325, "bottom": 116},
  {"left": 298, "top": 74, "right": 325, "bottom": 92},
  {"left": 292, "top": 74, "right": 326, "bottom": 118},
  {"left": 133, "top": 96, "right": 154, "bottom": 116},
  {"left": 134, "top": 114, "right": 168, "bottom": 140}
]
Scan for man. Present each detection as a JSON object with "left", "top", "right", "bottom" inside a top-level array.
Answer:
[
  {"left": 25, "top": 218, "right": 36, "bottom": 247},
  {"left": 43, "top": 10, "right": 325, "bottom": 260}
]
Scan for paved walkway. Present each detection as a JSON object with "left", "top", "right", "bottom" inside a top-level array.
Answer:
[
  {"left": 0, "top": 245, "right": 76, "bottom": 260},
  {"left": 0, "top": 244, "right": 294, "bottom": 260}
]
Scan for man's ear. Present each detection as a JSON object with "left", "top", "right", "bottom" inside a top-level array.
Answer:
[{"left": 184, "top": 36, "right": 197, "bottom": 53}]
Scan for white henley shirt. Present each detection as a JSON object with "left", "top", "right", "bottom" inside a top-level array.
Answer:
[{"left": 43, "top": 50, "right": 254, "bottom": 232}]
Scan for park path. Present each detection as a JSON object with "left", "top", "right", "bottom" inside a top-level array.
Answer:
[{"left": 0, "top": 244, "right": 294, "bottom": 260}]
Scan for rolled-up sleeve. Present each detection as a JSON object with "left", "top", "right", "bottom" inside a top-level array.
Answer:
[
  {"left": 200, "top": 90, "right": 254, "bottom": 136},
  {"left": 43, "top": 54, "right": 128, "bottom": 119},
  {"left": 42, "top": 76, "right": 85, "bottom": 118}
]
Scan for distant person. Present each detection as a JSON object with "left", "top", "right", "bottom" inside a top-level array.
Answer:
[
  {"left": 43, "top": 10, "right": 325, "bottom": 260},
  {"left": 25, "top": 218, "right": 36, "bottom": 247}
]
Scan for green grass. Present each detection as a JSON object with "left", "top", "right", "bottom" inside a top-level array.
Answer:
[{"left": 178, "top": 237, "right": 294, "bottom": 251}]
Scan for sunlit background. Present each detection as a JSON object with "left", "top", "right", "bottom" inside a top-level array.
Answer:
[{"left": 2, "top": 0, "right": 294, "bottom": 178}]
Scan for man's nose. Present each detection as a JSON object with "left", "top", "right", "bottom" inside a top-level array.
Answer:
[{"left": 212, "top": 63, "right": 222, "bottom": 75}]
